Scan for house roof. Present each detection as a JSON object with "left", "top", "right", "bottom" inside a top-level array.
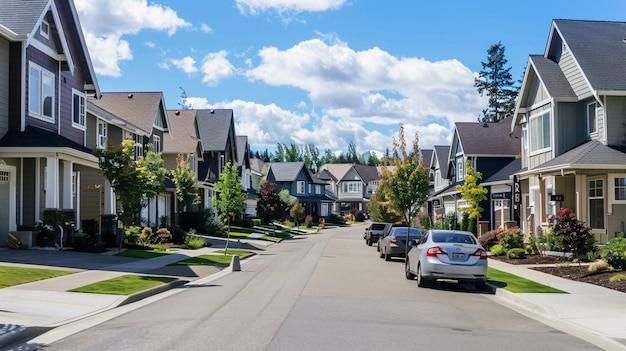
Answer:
[
  {"left": 249, "top": 157, "right": 264, "bottom": 173},
  {"left": 0, "top": 125, "right": 92, "bottom": 154},
  {"left": 0, "top": 0, "right": 47, "bottom": 39},
  {"left": 353, "top": 164, "right": 379, "bottom": 182},
  {"left": 421, "top": 149, "right": 433, "bottom": 168},
  {"left": 88, "top": 92, "right": 167, "bottom": 135},
  {"left": 235, "top": 136, "right": 249, "bottom": 168},
  {"left": 519, "top": 140, "right": 626, "bottom": 176},
  {"left": 319, "top": 163, "right": 354, "bottom": 182},
  {"left": 454, "top": 116, "right": 520, "bottom": 156},
  {"left": 552, "top": 19, "right": 626, "bottom": 92},
  {"left": 529, "top": 55, "right": 577, "bottom": 99},
  {"left": 432, "top": 145, "right": 450, "bottom": 176},
  {"left": 195, "top": 109, "right": 235, "bottom": 152},
  {"left": 268, "top": 162, "right": 309, "bottom": 182},
  {"left": 483, "top": 158, "right": 522, "bottom": 184},
  {"left": 164, "top": 110, "right": 200, "bottom": 154}
]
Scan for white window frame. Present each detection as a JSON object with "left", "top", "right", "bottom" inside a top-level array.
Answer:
[
  {"left": 456, "top": 158, "right": 464, "bottom": 182},
  {"left": 72, "top": 89, "right": 86, "bottom": 129},
  {"left": 588, "top": 177, "right": 605, "bottom": 230},
  {"left": 308, "top": 183, "right": 313, "bottom": 194},
  {"left": 153, "top": 135, "right": 161, "bottom": 153},
  {"left": 609, "top": 174, "right": 626, "bottom": 205},
  {"left": 97, "top": 120, "right": 107, "bottom": 149},
  {"left": 40, "top": 19, "right": 50, "bottom": 39},
  {"left": 342, "top": 181, "right": 361, "bottom": 193},
  {"left": 297, "top": 181, "right": 305, "bottom": 194},
  {"left": 28, "top": 62, "right": 55, "bottom": 122},
  {"left": 529, "top": 111, "right": 551, "bottom": 154},
  {"left": 587, "top": 102, "right": 597, "bottom": 135},
  {"left": 135, "top": 134, "right": 143, "bottom": 159}
]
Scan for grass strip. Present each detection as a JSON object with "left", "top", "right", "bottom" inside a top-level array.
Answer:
[
  {"left": 115, "top": 249, "right": 170, "bottom": 259},
  {"left": 488, "top": 267, "right": 567, "bottom": 293},
  {"left": 0, "top": 265, "right": 74, "bottom": 288},
  {"left": 69, "top": 275, "right": 176, "bottom": 295},
  {"left": 168, "top": 254, "right": 232, "bottom": 266},
  {"left": 213, "top": 249, "right": 251, "bottom": 257}
]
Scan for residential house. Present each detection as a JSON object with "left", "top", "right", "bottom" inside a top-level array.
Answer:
[
  {"left": 266, "top": 162, "right": 330, "bottom": 220},
  {"left": 430, "top": 117, "right": 520, "bottom": 231},
  {"left": 88, "top": 92, "right": 172, "bottom": 226},
  {"left": 235, "top": 135, "right": 257, "bottom": 217},
  {"left": 195, "top": 109, "right": 238, "bottom": 214},
  {"left": 164, "top": 109, "right": 203, "bottom": 218},
  {"left": 0, "top": 0, "right": 100, "bottom": 246},
  {"left": 317, "top": 163, "right": 378, "bottom": 216},
  {"left": 512, "top": 19, "right": 626, "bottom": 243}
]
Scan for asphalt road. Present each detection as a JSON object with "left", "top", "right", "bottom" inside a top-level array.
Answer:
[{"left": 38, "top": 225, "right": 601, "bottom": 351}]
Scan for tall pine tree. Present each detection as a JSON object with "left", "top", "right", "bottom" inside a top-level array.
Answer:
[{"left": 474, "top": 42, "right": 519, "bottom": 122}]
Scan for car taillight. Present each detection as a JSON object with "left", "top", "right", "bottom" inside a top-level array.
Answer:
[
  {"left": 471, "top": 249, "right": 487, "bottom": 260},
  {"left": 426, "top": 246, "right": 446, "bottom": 256},
  {"left": 390, "top": 239, "right": 397, "bottom": 244}
]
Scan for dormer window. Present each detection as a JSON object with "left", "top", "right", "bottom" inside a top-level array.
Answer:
[{"left": 40, "top": 19, "right": 50, "bottom": 39}]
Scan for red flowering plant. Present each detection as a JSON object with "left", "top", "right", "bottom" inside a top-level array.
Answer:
[
  {"left": 496, "top": 226, "right": 524, "bottom": 251},
  {"left": 552, "top": 208, "right": 596, "bottom": 261}
]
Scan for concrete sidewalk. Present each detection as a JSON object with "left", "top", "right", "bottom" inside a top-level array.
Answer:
[{"left": 1, "top": 245, "right": 626, "bottom": 350}]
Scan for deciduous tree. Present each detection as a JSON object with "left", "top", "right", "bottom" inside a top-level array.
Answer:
[{"left": 214, "top": 162, "right": 247, "bottom": 254}]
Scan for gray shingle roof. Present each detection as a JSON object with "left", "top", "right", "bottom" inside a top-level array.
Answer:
[
  {"left": 0, "top": 0, "right": 48, "bottom": 38},
  {"left": 455, "top": 116, "right": 520, "bottom": 156},
  {"left": 89, "top": 92, "right": 166, "bottom": 135},
  {"left": 421, "top": 149, "right": 433, "bottom": 168},
  {"left": 554, "top": 19, "right": 626, "bottom": 92},
  {"left": 164, "top": 110, "right": 199, "bottom": 154},
  {"left": 433, "top": 145, "right": 450, "bottom": 176},
  {"left": 235, "top": 136, "right": 248, "bottom": 167},
  {"left": 528, "top": 140, "right": 626, "bottom": 173},
  {"left": 268, "top": 162, "right": 308, "bottom": 182},
  {"left": 529, "top": 55, "right": 577, "bottom": 99},
  {"left": 196, "top": 109, "right": 234, "bottom": 152},
  {"left": 353, "top": 164, "right": 379, "bottom": 182}
]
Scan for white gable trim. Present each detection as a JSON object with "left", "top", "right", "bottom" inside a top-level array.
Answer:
[{"left": 26, "top": 1, "right": 75, "bottom": 74}]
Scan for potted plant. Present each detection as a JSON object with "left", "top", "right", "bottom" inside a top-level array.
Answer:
[{"left": 35, "top": 220, "right": 56, "bottom": 247}]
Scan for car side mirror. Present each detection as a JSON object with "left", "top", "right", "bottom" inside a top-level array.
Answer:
[{"left": 409, "top": 239, "right": 418, "bottom": 246}]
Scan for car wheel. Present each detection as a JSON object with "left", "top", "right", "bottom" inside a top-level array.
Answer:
[
  {"left": 384, "top": 249, "right": 391, "bottom": 261},
  {"left": 367, "top": 238, "right": 372, "bottom": 246},
  {"left": 405, "top": 259, "right": 415, "bottom": 280},
  {"left": 379, "top": 248, "right": 384, "bottom": 259},
  {"left": 417, "top": 264, "right": 429, "bottom": 288},
  {"left": 475, "top": 281, "right": 487, "bottom": 291}
]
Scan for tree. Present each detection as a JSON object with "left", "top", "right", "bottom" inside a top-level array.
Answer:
[
  {"left": 170, "top": 154, "right": 198, "bottom": 212},
  {"left": 257, "top": 181, "right": 287, "bottom": 224},
  {"left": 474, "top": 42, "right": 519, "bottom": 122},
  {"left": 290, "top": 199, "right": 306, "bottom": 230},
  {"left": 456, "top": 160, "right": 487, "bottom": 234},
  {"left": 95, "top": 140, "right": 166, "bottom": 227},
  {"left": 214, "top": 162, "right": 247, "bottom": 254},
  {"left": 379, "top": 124, "right": 431, "bottom": 255},
  {"left": 553, "top": 208, "right": 596, "bottom": 260},
  {"left": 367, "top": 192, "right": 402, "bottom": 223}
]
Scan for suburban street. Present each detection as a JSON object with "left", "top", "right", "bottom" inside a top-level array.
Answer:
[{"left": 39, "top": 225, "right": 602, "bottom": 351}]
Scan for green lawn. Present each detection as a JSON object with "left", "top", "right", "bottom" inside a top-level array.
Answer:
[
  {"left": 487, "top": 267, "right": 567, "bottom": 293},
  {"left": 115, "top": 249, "right": 170, "bottom": 259},
  {"left": 213, "top": 249, "right": 252, "bottom": 257},
  {"left": 168, "top": 254, "right": 233, "bottom": 266},
  {"left": 69, "top": 275, "right": 177, "bottom": 295},
  {"left": 0, "top": 265, "right": 74, "bottom": 288}
]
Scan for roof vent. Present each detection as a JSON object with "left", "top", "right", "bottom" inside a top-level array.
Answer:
[
  {"left": 175, "top": 110, "right": 180, "bottom": 115},
  {"left": 128, "top": 93, "right": 133, "bottom": 99},
  {"left": 482, "top": 123, "right": 489, "bottom": 128},
  {"left": 209, "top": 109, "right": 214, "bottom": 114}
]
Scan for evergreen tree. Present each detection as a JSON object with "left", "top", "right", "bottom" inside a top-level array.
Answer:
[{"left": 474, "top": 42, "right": 519, "bottom": 122}]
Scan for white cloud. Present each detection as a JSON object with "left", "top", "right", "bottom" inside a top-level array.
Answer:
[
  {"left": 236, "top": 0, "right": 346, "bottom": 15},
  {"left": 144, "top": 41, "right": 155, "bottom": 48},
  {"left": 201, "top": 51, "right": 236, "bottom": 86},
  {"left": 200, "top": 23, "right": 214, "bottom": 34},
  {"left": 75, "top": 0, "right": 190, "bottom": 76},
  {"left": 170, "top": 57, "right": 198, "bottom": 76},
  {"left": 246, "top": 38, "right": 486, "bottom": 146}
]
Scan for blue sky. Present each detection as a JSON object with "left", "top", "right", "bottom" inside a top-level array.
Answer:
[{"left": 74, "top": 0, "right": 626, "bottom": 156}]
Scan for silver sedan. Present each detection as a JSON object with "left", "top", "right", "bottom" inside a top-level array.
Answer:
[
  {"left": 379, "top": 227, "right": 422, "bottom": 261},
  {"left": 405, "top": 230, "right": 488, "bottom": 290}
]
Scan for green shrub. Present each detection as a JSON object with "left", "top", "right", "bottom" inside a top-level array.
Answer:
[
  {"left": 443, "top": 212, "right": 458, "bottom": 230},
  {"left": 169, "top": 225, "right": 186, "bottom": 244},
  {"left": 182, "top": 234, "right": 206, "bottom": 249},
  {"left": 538, "top": 229, "right": 562, "bottom": 251},
  {"left": 490, "top": 244, "right": 506, "bottom": 256},
  {"left": 355, "top": 211, "right": 365, "bottom": 222},
  {"left": 600, "top": 236, "right": 626, "bottom": 270},
  {"left": 468, "top": 217, "right": 477, "bottom": 235},
  {"left": 527, "top": 234, "right": 540, "bottom": 255},
  {"left": 460, "top": 213, "right": 469, "bottom": 232},
  {"left": 506, "top": 248, "right": 526, "bottom": 259},
  {"left": 609, "top": 273, "right": 626, "bottom": 283},
  {"left": 419, "top": 213, "right": 431, "bottom": 231},
  {"left": 499, "top": 227, "right": 524, "bottom": 250},
  {"left": 252, "top": 218, "right": 262, "bottom": 226},
  {"left": 284, "top": 219, "right": 295, "bottom": 228},
  {"left": 125, "top": 225, "right": 141, "bottom": 246},
  {"left": 328, "top": 213, "right": 346, "bottom": 225},
  {"left": 553, "top": 208, "right": 597, "bottom": 260}
]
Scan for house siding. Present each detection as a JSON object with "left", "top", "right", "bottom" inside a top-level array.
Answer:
[
  {"left": 8, "top": 41, "right": 22, "bottom": 132},
  {"left": 605, "top": 96, "right": 626, "bottom": 146},
  {"left": 77, "top": 166, "right": 104, "bottom": 228},
  {"left": 528, "top": 75, "right": 549, "bottom": 105},
  {"left": 559, "top": 48, "right": 591, "bottom": 97},
  {"left": 0, "top": 37, "right": 8, "bottom": 138},
  {"left": 555, "top": 102, "right": 585, "bottom": 155}
]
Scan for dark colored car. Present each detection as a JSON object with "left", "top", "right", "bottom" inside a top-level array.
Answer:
[
  {"left": 364, "top": 222, "right": 387, "bottom": 246},
  {"left": 377, "top": 223, "right": 408, "bottom": 252}
]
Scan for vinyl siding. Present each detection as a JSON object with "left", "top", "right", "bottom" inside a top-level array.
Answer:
[
  {"left": 0, "top": 37, "right": 8, "bottom": 138},
  {"left": 527, "top": 75, "right": 549, "bottom": 106},
  {"left": 605, "top": 96, "right": 626, "bottom": 146},
  {"left": 555, "top": 102, "right": 586, "bottom": 155},
  {"left": 559, "top": 49, "right": 591, "bottom": 97}
]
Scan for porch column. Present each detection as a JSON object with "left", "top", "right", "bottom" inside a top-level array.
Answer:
[
  {"left": 104, "top": 180, "right": 115, "bottom": 214},
  {"left": 62, "top": 160, "right": 73, "bottom": 209},
  {"left": 45, "top": 157, "right": 59, "bottom": 209}
]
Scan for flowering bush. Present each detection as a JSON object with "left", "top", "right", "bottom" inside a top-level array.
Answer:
[
  {"left": 35, "top": 221, "right": 56, "bottom": 240},
  {"left": 497, "top": 226, "right": 524, "bottom": 251}
]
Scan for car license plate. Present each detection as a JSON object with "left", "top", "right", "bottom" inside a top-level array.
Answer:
[{"left": 452, "top": 252, "right": 465, "bottom": 261}]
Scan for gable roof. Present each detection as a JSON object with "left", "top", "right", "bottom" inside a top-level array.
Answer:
[
  {"left": 249, "top": 157, "right": 264, "bottom": 174},
  {"left": 421, "top": 149, "right": 433, "bottom": 168},
  {"left": 319, "top": 163, "right": 353, "bottom": 182},
  {"left": 483, "top": 158, "right": 522, "bottom": 185},
  {"left": 196, "top": 109, "right": 236, "bottom": 153},
  {"left": 432, "top": 145, "right": 450, "bottom": 174},
  {"left": 454, "top": 116, "right": 520, "bottom": 157},
  {"left": 551, "top": 19, "right": 626, "bottom": 92},
  {"left": 353, "top": 164, "right": 379, "bottom": 182},
  {"left": 235, "top": 136, "right": 249, "bottom": 168},
  {"left": 529, "top": 55, "right": 577, "bottom": 99},
  {"left": 164, "top": 110, "right": 200, "bottom": 154},
  {"left": 88, "top": 92, "right": 168, "bottom": 135},
  {"left": 0, "top": 0, "right": 48, "bottom": 40},
  {"left": 268, "top": 162, "right": 310, "bottom": 182}
]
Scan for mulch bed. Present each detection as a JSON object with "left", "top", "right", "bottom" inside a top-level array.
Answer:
[{"left": 490, "top": 255, "right": 626, "bottom": 294}]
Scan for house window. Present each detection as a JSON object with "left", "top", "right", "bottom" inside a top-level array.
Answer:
[
  {"left": 297, "top": 181, "right": 305, "bottom": 194},
  {"left": 342, "top": 182, "right": 361, "bottom": 193},
  {"left": 587, "top": 102, "right": 597, "bottom": 135},
  {"left": 588, "top": 178, "right": 605, "bottom": 230},
  {"left": 316, "top": 185, "right": 321, "bottom": 194},
  {"left": 321, "top": 203, "right": 329, "bottom": 217},
  {"left": 135, "top": 134, "right": 143, "bottom": 159},
  {"left": 190, "top": 154, "right": 196, "bottom": 172},
  {"left": 72, "top": 90, "right": 86, "bottom": 128},
  {"left": 308, "top": 184, "right": 313, "bottom": 194},
  {"left": 456, "top": 158, "right": 464, "bottom": 182},
  {"left": 40, "top": 19, "right": 49, "bottom": 39},
  {"left": 153, "top": 135, "right": 161, "bottom": 153},
  {"left": 529, "top": 111, "right": 550, "bottom": 152},
  {"left": 29, "top": 63, "right": 55, "bottom": 121},
  {"left": 614, "top": 177, "right": 626, "bottom": 201},
  {"left": 0, "top": 171, "right": 8, "bottom": 183},
  {"left": 97, "top": 121, "right": 107, "bottom": 149}
]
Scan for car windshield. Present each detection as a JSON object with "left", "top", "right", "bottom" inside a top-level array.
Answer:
[
  {"left": 391, "top": 228, "right": 421, "bottom": 237},
  {"left": 371, "top": 224, "right": 386, "bottom": 230},
  {"left": 432, "top": 233, "right": 477, "bottom": 244}
]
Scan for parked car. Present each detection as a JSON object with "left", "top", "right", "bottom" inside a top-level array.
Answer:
[
  {"left": 405, "top": 230, "right": 488, "bottom": 290},
  {"left": 379, "top": 227, "right": 422, "bottom": 261},
  {"left": 377, "top": 222, "right": 408, "bottom": 252},
  {"left": 364, "top": 222, "right": 387, "bottom": 246}
]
